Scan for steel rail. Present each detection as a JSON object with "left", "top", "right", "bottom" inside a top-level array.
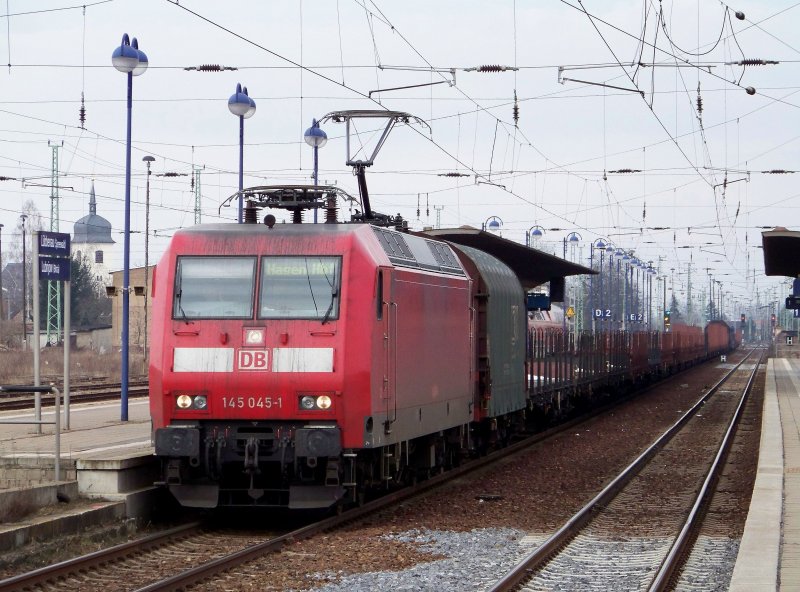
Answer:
[
  {"left": 488, "top": 347, "right": 758, "bottom": 592},
  {"left": 648, "top": 348, "right": 764, "bottom": 591},
  {"left": 0, "top": 523, "right": 202, "bottom": 592},
  {"left": 0, "top": 354, "right": 742, "bottom": 591}
]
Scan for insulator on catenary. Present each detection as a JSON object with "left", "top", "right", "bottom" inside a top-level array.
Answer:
[
  {"left": 608, "top": 169, "right": 641, "bottom": 174},
  {"left": 438, "top": 172, "right": 470, "bottom": 177},
  {"left": 184, "top": 64, "right": 238, "bottom": 72},
  {"left": 728, "top": 59, "right": 779, "bottom": 66},
  {"left": 745, "top": 86, "right": 756, "bottom": 95},
  {"left": 513, "top": 89, "right": 519, "bottom": 125},
  {"left": 470, "top": 65, "right": 517, "bottom": 72},
  {"left": 762, "top": 169, "right": 793, "bottom": 174},
  {"left": 160, "top": 172, "right": 183, "bottom": 177},
  {"left": 735, "top": 11, "right": 745, "bottom": 20}
]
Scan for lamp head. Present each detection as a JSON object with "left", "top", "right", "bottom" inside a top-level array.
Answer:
[
  {"left": 130, "top": 38, "right": 148, "bottom": 76},
  {"left": 304, "top": 119, "right": 328, "bottom": 148},
  {"left": 229, "top": 83, "right": 255, "bottom": 117},
  {"left": 112, "top": 33, "right": 139, "bottom": 73}
]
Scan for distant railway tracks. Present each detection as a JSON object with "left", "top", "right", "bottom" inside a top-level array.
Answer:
[
  {"left": 0, "top": 380, "right": 148, "bottom": 411},
  {"left": 490, "top": 347, "right": 764, "bottom": 592}
]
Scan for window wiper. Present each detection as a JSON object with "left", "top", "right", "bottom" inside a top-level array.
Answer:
[
  {"left": 321, "top": 286, "right": 337, "bottom": 325},
  {"left": 175, "top": 290, "right": 189, "bottom": 324}
]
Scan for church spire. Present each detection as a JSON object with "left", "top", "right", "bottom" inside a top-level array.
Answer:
[{"left": 89, "top": 180, "right": 97, "bottom": 215}]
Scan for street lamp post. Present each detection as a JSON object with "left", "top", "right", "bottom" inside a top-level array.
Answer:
[
  {"left": 589, "top": 238, "right": 606, "bottom": 332},
  {"left": 228, "top": 83, "right": 256, "bottom": 223},
  {"left": 304, "top": 119, "right": 328, "bottom": 224},
  {"left": 112, "top": 33, "right": 148, "bottom": 422},
  {"left": 20, "top": 214, "right": 26, "bottom": 350},
  {"left": 143, "top": 155, "right": 155, "bottom": 361}
]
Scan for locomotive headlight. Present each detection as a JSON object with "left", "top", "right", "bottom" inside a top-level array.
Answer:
[
  {"left": 193, "top": 395, "right": 208, "bottom": 410},
  {"left": 243, "top": 327, "right": 266, "bottom": 346},
  {"left": 176, "top": 394, "right": 193, "bottom": 409},
  {"left": 300, "top": 395, "right": 316, "bottom": 410},
  {"left": 316, "top": 395, "right": 332, "bottom": 409}
]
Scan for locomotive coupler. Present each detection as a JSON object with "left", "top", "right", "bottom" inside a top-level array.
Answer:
[{"left": 243, "top": 436, "right": 260, "bottom": 474}]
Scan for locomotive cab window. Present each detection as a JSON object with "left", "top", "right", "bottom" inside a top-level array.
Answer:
[
  {"left": 173, "top": 256, "right": 256, "bottom": 319},
  {"left": 259, "top": 256, "right": 341, "bottom": 321}
]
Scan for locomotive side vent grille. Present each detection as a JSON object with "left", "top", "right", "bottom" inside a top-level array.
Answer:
[
  {"left": 427, "top": 241, "right": 465, "bottom": 275},
  {"left": 373, "top": 227, "right": 418, "bottom": 266},
  {"left": 373, "top": 227, "right": 465, "bottom": 275}
]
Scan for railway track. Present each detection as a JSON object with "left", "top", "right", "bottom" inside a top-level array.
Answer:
[
  {"left": 0, "top": 380, "right": 620, "bottom": 592},
  {"left": 489, "top": 347, "right": 764, "bottom": 592},
  {"left": 0, "top": 380, "right": 149, "bottom": 411},
  {"left": 0, "top": 353, "right": 757, "bottom": 591}
]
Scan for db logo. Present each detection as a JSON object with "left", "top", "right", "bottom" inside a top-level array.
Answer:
[{"left": 238, "top": 350, "right": 270, "bottom": 371}]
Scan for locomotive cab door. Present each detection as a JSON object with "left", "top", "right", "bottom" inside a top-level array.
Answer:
[{"left": 378, "top": 267, "right": 397, "bottom": 435}]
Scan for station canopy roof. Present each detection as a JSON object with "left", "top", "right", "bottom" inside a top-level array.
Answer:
[
  {"left": 762, "top": 228, "right": 800, "bottom": 277},
  {"left": 420, "top": 226, "right": 595, "bottom": 290}
]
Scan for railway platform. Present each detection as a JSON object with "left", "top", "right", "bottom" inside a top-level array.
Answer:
[
  {"left": 730, "top": 355, "right": 800, "bottom": 591},
  {"left": 0, "top": 397, "right": 160, "bottom": 553}
]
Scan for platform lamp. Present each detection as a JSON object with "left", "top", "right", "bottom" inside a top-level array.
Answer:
[
  {"left": 526, "top": 225, "right": 544, "bottom": 248},
  {"left": 142, "top": 155, "right": 155, "bottom": 361},
  {"left": 589, "top": 238, "right": 607, "bottom": 332},
  {"left": 483, "top": 216, "right": 503, "bottom": 235},
  {"left": 20, "top": 213, "right": 27, "bottom": 350},
  {"left": 603, "top": 242, "right": 615, "bottom": 326},
  {"left": 304, "top": 119, "right": 328, "bottom": 223},
  {"left": 112, "top": 33, "right": 148, "bottom": 422},
  {"left": 228, "top": 83, "right": 256, "bottom": 223}
]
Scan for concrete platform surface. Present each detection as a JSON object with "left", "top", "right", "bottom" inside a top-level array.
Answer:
[{"left": 730, "top": 356, "right": 800, "bottom": 591}]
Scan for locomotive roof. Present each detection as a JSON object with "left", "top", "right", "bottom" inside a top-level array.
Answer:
[
  {"left": 174, "top": 224, "right": 594, "bottom": 289},
  {"left": 762, "top": 228, "right": 800, "bottom": 277},
  {"left": 419, "top": 226, "right": 595, "bottom": 290}
]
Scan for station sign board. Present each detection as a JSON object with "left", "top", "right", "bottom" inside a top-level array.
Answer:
[
  {"left": 38, "top": 231, "right": 70, "bottom": 256},
  {"left": 39, "top": 256, "right": 71, "bottom": 281}
]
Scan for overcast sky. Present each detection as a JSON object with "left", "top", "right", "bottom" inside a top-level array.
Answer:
[{"left": 1, "top": 0, "right": 798, "bottom": 315}]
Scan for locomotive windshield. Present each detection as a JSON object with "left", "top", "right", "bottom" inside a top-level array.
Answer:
[
  {"left": 173, "top": 256, "right": 256, "bottom": 319},
  {"left": 259, "top": 256, "right": 341, "bottom": 321}
]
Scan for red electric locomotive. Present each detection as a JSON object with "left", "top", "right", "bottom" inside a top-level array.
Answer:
[{"left": 150, "top": 212, "right": 476, "bottom": 509}]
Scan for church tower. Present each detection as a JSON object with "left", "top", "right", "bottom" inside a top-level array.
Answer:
[{"left": 72, "top": 181, "right": 116, "bottom": 287}]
